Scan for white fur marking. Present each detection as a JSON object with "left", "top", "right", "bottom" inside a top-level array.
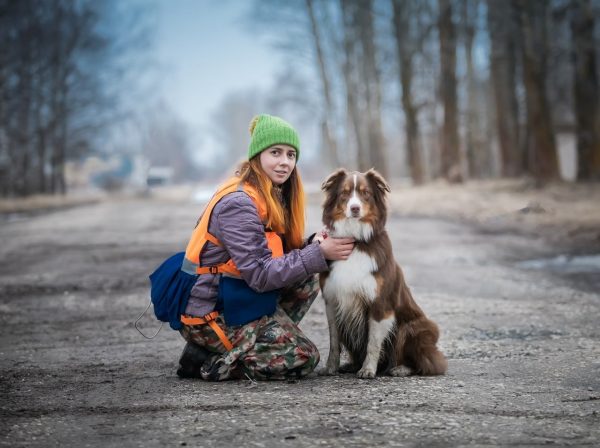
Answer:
[
  {"left": 322, "top": 250, "right": 379, "bottom": 315},
  {"left": 358, "top": 315, "right": 396, "bottom": 378},
  {"left": 346, "top": 174, "right": 362, "bottom": 218},
  {"left": 331, "top": 219, "right": 373, "bottom": 241},
  {"left": 322, "top": 248, "right": 379, "bottom": 342}
]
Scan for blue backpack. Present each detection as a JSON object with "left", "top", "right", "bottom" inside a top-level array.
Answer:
[
  {"left": 148, "top": 252, "right": 197, "bottom": 330},
  {"left": 138, "top": 252, "right": 279, "bottom": 338}
]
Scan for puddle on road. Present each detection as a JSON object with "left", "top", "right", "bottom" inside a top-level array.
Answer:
[{"left": 516, "top": 254, "right": 600, "bottom": 274}]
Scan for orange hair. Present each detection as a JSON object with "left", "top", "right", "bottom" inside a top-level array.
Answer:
[{"left": 234, "top": 157, "right": 305, "bottom": 250}]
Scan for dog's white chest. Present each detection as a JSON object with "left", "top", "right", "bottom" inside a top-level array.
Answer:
[{"left": 322, "top": 249, "right": 378, "bottom": 304}]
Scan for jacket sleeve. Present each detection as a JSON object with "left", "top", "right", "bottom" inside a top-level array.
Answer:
[{"left": 212, "top": 193, "right": 328, "bottom": 292}]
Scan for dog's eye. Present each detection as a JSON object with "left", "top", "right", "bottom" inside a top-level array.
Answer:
[{"left": 362, "top": 190, "right": 371, "bottom": 199}]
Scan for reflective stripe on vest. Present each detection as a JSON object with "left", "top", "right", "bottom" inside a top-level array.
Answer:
[{"left": 183, "top": 178, "right": 284, "bottom": 277}]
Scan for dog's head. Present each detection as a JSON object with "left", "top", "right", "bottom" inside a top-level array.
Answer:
[{"left": 321, "top": 168, "right": 390, "bottom": 240}]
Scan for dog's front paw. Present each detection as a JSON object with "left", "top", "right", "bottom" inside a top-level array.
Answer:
[
  {"left": 356, "top": 367, "right": 376, "bottom": 379},
  {"left": 318, "top": 364, "right": 339, "bottom": 376}
]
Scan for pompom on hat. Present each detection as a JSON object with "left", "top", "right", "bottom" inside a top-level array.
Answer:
[{"left": 247, "top": 114, "right": 300, "bottom": 161}]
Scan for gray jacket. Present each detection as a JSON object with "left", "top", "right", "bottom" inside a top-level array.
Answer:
[{"left": 185, "top": 191, "right": 328, "bottom": 316}]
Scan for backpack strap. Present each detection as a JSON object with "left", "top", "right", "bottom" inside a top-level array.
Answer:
[{"left": 180, "top": 312, "right": 234, "bottom": 351}]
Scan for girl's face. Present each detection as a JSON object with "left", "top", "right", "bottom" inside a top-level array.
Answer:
[{"left": 259, "top": 144, "right": 297, "bottom": 185}]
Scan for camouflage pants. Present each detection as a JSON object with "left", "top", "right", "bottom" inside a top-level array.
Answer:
[{"left": 179, "top": 274, "right": 320, "bottom": 381}]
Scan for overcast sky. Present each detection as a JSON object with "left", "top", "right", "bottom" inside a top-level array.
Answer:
[{"left": 153, "top": 0, "right": 285, "bottom": 137}]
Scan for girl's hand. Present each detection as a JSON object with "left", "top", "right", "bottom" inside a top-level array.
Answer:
[
  {"left": 313, "top": 233, "right": 325, "bottom": 245},
  {"left": 319, "top": 236, "right": 355, "bottom": 261},
  {"left": 313, "top": 227, "right": 329, "bottom": 244}
]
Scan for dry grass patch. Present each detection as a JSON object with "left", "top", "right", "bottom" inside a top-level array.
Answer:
[{"left": 388, "top": 179, "right": 600, "bottom": 248}]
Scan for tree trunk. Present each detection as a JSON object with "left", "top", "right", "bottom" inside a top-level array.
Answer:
[
  {"left": 488, "top": 0, "right": 521, "bottom": 177},
  {"left": 37, "top": 126, "right": 47, "bottom": 193},
  {"left": 357, "top": 0, "right": 387, "bottom": 178},
  {"left": 34, "top": 89, "right": 47, "bottom": 194},
  {"left": 516, "top": 0, "right": 559, "bottom": 182},
  {"left": 305, "top": 0, "right": 341, "bottom": 168},
  {"left": 571, "top": 0, "right": 600, "bottom": 180},
  {"left": 56, "top": 113, "right": 67, "bottom": 195},
  {"left": 16, "top": 25, "right": 33, "bottom": 196},
  {"left": 438, "top": 0, "right": 462, "bottom": 182},
  {"left": 462, "top": 0, "right": 479, "bottom": 178},
  {"left": 391, "top": 0, "right": 424, "bottom": 184},
  {"left": 340, "top": 0, "right": 368, "bottom": 171}
]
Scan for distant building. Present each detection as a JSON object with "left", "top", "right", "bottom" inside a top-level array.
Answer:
[
  {"left": 65, "top": 154, "right": 151, "bottom": 192},
  {"left": 146, "top": 166, "right": 174, "bottom": 186}
]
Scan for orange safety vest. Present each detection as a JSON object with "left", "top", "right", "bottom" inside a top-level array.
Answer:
[
  {"left": 181, "top": 178, "right": 285, "bottom": 278},
  {"left": 178, "top": 179, "right": 285, "bottom": 351}
]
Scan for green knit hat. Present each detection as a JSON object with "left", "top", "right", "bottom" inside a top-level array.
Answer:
[{"left": 247, "top": 114, "right": 300, "bottom": 161}]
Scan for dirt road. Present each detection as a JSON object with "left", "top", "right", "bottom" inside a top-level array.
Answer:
[{"left": 1, "top": 195, "right": 598, "bottom": 447}]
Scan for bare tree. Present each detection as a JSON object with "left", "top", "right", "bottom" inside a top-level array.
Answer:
[
  {"left": 488, "top": 0, "right": 522, "bottom": 177},
  {"left": 461, "top": 0, "right": 489, "bottom": 178},
  {"left": 249, "top": 0, "right": 600, "bottom": 184},
  {"left": 356, "top": 0, "right": 387, "bottom": 178},
  {"left": 391, "top": 0, "right": 425, "bottom": 184},
  {"left": 438, "top": 0, "right": 462, "bottom": 182},
  {"left": 515, "top": 0, "right": 560, "bottom": 182},
  {"left": 0, "top": 0, "right": 152, "bottom": 197},
  {"left": 571, "top": 0, "right": 600, "bottom": 180},
  {"left": 305, "top": 0, "right": 341, "bottom": 168},
  {"left": 340, "top": 0, "right": 369, "bottom": 171}
]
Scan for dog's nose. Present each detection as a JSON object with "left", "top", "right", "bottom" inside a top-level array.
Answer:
[{"left": 350, "top": 205, "right": 360, "bottom": 215}]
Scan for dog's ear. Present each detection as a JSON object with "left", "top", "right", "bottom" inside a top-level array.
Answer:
[
  {"left": 321, "top": 168, "right": 347, "bottom": 192},
  {"left": 366, "top": 168, "right": 390, "bottom": 193}
]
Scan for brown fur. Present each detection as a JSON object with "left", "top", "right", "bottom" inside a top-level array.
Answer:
[{"left": 319, "top": 169, "right": 447, "bottom": 377}]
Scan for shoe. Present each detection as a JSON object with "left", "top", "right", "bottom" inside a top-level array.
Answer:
[{"left": 176, "top": 342, "right": 210, "bottom": 379}]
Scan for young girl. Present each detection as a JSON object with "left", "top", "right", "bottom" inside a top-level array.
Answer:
[{"left": 177, "top": 114, "right": 354, "bottom": 381}]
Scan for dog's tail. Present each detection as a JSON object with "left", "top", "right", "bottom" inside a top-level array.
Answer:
[
  {"left": 397, "top": 317, "right": 448, "bottom": 376},
  {"left": 415, "top": 346, "right": 447, "bottom": 376}
]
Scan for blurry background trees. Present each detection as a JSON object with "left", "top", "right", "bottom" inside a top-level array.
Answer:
[
  {"left": 2, "top": 0, "right": 599, "bottom": 198},
  {"left": 0, "top": 0, "right": 165, "bottom": 196},
  {"left": 570, "top": 0, "right": 600, "bottom": 180},
  {"left": 249, "top": 0, "right": 600, "bottom": 185}
]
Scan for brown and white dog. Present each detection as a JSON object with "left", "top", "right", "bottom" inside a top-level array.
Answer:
[{"left": 318, "top": 169, "right": 447, "bottom": 379}]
